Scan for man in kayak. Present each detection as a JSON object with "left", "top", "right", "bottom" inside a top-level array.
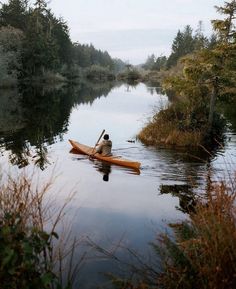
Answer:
[{"left": 95, "top": 134, "right": 112, "bottom": 156}]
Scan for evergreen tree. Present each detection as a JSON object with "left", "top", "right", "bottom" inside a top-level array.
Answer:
[
  {"left": 0, "top": 26, "right": 23, "bottom": 82},
  {"left": 164, "top": 0, "right": 236, "bottom": 135},
  {"left": 72, "top": 43, "right": 114, "bottom": 70},
  {"left": 21, "top": 1, "right": 59, "bottom": 75},
  {"left": 50, "top": 15, "right": 72, "bottom": 66},
  {"left": 152, "top": 55, "right": 167, "bottom": 71},
  {"left": 207, "top": 33, "right": 218, "bottom": 49},
  {"left": 0, "top": 0, "right": 114, "bottom": 79},
  {"left": 194, "top": 21, "right": 208, "bottom": 50},
  {"left": 143, "top": 54, "right": 156, "bottom": 70},
  {"left": 167, "top": 25, "right": 195, "bottom": 68},
  {"left": 0, "top": 0, "right": 28, "bottom": 30},
  {"left": 212, "top": 0, "right": 236, "bottom": 43}
]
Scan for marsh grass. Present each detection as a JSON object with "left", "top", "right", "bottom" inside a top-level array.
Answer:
[
  {"left": 138, "top": 93, "right": 226, "bottom": 147},
  {"left": 107, "top": 173, "right": 236, "bottom": 289},
  {"left": 0, "top": 172, "right": 82, "bottom": 289},
  {"left": 157, "top": 177, "right": 236, "bottom": 289},
  {"left": 138, "top": 119, "right": 202, "bottom": 147}
]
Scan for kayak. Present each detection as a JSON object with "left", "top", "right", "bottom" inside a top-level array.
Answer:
[{"left": 69, "top": 140, "right": 141, "bottom": 170}]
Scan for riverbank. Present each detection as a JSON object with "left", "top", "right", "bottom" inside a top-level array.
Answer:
[{"left": 137, "top": 100, "right": 226, "bottom": 148}]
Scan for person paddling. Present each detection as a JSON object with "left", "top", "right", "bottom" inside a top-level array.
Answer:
[{"left": 95, "top": 134, "right": 112, "bottom": 156}]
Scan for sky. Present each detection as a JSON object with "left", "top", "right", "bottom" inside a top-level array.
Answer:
[{"left": 10, "top": 0, "right": 227, "bottom": 64}]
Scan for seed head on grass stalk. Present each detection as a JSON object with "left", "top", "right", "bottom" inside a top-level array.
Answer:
[{"left": 0, "top": 171, "right": 85, "bottom": 289}]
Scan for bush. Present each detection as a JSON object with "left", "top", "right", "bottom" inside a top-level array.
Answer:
[
  {"left": 0, "top": 213, "right": 58, "bottom": 289},
  {"left": 138, "top": 99, "right": 226, "bottom": 147},
  {"left": 85, "top": 65, "right": 115, "bottom": 81},
  {"left": 117, "top": 69, "right": 142, "bottom": 82},
  {"left": 0, "top": 174, "right": 77, "bottom": 289},
  {"left": 157, "top": 178, "right": 236, "bottom": 289}
]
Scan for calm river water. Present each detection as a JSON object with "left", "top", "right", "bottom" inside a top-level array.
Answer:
[{"left": 0, "top": 82, "right": 235, "bottom": 288}]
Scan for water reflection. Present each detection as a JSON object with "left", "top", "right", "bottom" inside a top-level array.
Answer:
[
  {"left": 0, "top": 81, "right": 115, "bottom": 169},
  {"left": 94, "top": 161, "right": 111, "bottom": 182},
  {"left": 159, "top": 184, "right": 196, "bottom": 214},
  {"left": 69, "top": 148, "right": 140, "bottom": 181},
  {"left": 0, "top": 81, "right": 235, "bottom": 288}
]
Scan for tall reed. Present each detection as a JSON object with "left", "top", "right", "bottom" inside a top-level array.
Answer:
[
  {"left": 108, "top": 174, "right": 236, "bottom": 289},
  {"left": 0, "top": 172, "right": 82, "bottom": 289}
]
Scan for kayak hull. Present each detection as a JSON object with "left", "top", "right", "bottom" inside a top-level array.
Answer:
[{"left": 69, "top": 140, "right": 141, "bottom": 170}]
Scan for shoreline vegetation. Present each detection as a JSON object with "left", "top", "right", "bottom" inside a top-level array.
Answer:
[
  {"left": 1, "top": 169, "right": 235, "bottom": 289},
  {"left": 110, "top": 173, "right": 236, "bottom": 289},
  {"left": 136, "top": 1, "right": 236, "bottom": 148},
  {"left": 0, "top": 0, "right": 236, "bottom": 288},
  {"left": 0, "top": 0, "right": 125, "bottom": 89},
  {"left": 0, "top": 173, "right": 81, "bottom": 289},
  {"left": 1, "top": 1, "right": 234, "bottom": 148}
]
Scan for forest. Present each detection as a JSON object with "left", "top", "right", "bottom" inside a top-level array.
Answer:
[{"left": 0, "top": 0, "right": 124, "bottom": 86}]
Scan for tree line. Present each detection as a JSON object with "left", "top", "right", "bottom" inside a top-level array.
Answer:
[
  {"left": 0, "top": 0, "right": 123, "bottom": 85},
  {"left": 142, "top": 22, "right": 218, "bottom": 71}
]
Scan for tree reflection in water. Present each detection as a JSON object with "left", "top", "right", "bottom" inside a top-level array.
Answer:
[
  {"left": 159, "top": 184, "right": 196, "bottom": 214},
  {"left": 0, "top": 81, "right": 115, "bottom": 170}
]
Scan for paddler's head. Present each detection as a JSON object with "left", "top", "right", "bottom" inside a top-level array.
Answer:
[{"left": 104, "top": 134, "right": 109, "bottom": 140}]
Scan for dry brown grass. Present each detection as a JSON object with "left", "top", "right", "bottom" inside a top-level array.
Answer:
[
  {"left": 187, "top": 180, "right": 236, "bottom": 288},
  {"left": 0, "top": 172, "right": 83, "bottom": 288},
  {"left": 138, "top": 120, "right": 202, "bottom": 147},
  {"left": 0, "top": 173, "right": 52, "bottom": 229},
  {"left": 157, "top": 175, "right": 236, "bottom": 289},
  {"left": 107, "top": 174, "right": 236, "bottom": 289}
]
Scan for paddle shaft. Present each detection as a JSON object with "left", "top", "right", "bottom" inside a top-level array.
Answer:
[{"left": 91, "top": 129, "right": 105, "bottom": 156}]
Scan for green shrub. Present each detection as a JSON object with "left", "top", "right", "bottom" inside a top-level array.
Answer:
[
  {"left": 0, "top": 174, "right": 74, "bottom": 289},
  {"left": 0, "top": 213, "right": 58, "bottom": 289}
]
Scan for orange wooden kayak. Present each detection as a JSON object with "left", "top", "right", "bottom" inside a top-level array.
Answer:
[{"left": 69, "top": 140, "right": 141, "bottom": 170}]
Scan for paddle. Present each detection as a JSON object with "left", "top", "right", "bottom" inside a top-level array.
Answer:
[{"left": 89, "top": 129, "right": 105, "bottom": 159}]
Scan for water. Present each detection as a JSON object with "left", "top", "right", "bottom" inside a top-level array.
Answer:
[{"left": 0, "top": 82, "right": 235, "bottom": 288}]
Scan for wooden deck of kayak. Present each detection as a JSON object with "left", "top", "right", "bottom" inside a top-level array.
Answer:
[{"left": 69, "top": 140, "right": 141, "bottom": 170}]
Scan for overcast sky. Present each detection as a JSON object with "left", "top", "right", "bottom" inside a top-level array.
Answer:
[{"left": 40, "top": 1, "right": 225, "bottom": 64}]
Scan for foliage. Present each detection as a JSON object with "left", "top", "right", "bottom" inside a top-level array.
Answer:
[
  {"left": 139, "top": 0, "right": 235, "bottom": 147},
  {"left": 0, "top": 25, "right": 23, "bottom": 86},
  {"left": 0, "top": 0, "right": 117, "bottom": 81},
  {"left": 0, "top": 213, "right": 58, "bottom": 289},
  {"left": 0, "top": 82, "right": 114, "bottom": 169},
  {"left": 156, "top": 178, "right": 236, "bottom": 289},
  {"left": 109, "top": 174, "right": 236, "bottom": 289},
  {"left": 152, "top": 55, "right": 167, "bottom": 71},
  {"left": 142, "top": 54, "right": 156, "bottom": 70},
  {"left": 113, "top": 58, "right": 126, "bottom": 74},
  {"left": 0, "top": 175, "right": 61, "bottom": 289},
  {"left": 166, "top": 25, "right": 196, "bottom": 68},
  {"left": 143, "top": 54, "right": 167, "bottom": 71},
  {"left": 142, "top": 22, "right": 210, "bottom": 72},
  {"left": 0, "top": 0, "right": 28, "bottom": 30},
  {"left": 212, "top": 0, "right": 236, "bottom": 43},
  {"left": 84, "top": 64, "right": 115, "bottom": 81},
  {"left": 72, "top": 42, "right": 114, "bottom": 70},
  {"left": 138, "top": 104, "right": 205, "bottom": 147},
  {"left": 117, "top": 67, "right": 142, "bottom": 82}
]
